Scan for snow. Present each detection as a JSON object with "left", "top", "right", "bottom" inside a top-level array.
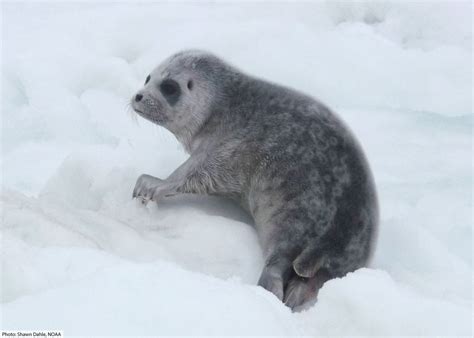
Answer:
[{"left": 1, "top": 1, "right": 472, "bottom": 336}]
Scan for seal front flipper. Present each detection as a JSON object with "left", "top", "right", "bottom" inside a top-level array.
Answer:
[
  {"left": 132, "top": 174, "right": 164, "bottom": 202},
  {"left": 132, "top": 152, "right": 234, "bottom": 205}
]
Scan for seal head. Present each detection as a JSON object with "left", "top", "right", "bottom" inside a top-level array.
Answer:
[{"left": 132, "top": 51, "right": 229, "bottom": 151}]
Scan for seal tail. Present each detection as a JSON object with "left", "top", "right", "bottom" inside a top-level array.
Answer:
[{"left": 292, "top": 244, "right": 326, "bottom": 278}]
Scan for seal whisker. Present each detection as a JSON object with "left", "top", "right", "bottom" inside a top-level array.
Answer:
[{"left": 124, "top": 100, "right": 138, "bottom": 123}]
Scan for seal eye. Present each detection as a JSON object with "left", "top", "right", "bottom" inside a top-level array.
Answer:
[
  {"left": 159, "top": 79, "right": 181, "bottom": 105},
  {"left": 187, "top": 80, "right": 193, "bottom": 90},
  {"left": 160, "top": 79, "right": 180, "bottom": 96},
  {"left": 145, "top": 75, "right": 150, "bottom": 85}
]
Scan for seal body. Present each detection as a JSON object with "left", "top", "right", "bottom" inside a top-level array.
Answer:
[{"left": 131, "top": 50, "right": 378, "bottom": 309}]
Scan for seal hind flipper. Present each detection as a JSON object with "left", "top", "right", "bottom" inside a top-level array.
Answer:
[
  {"left": 284, "top": 268, "right": 332, "bottom": 310},
  {"left": 257, "top": 255, "right": 294, "bottom": 301},
  {"left": 292, "top": 244, "right": 326, "bottom": 278},
  {"left": 257, "top": 269, "right": 284, "bottom": 301}
]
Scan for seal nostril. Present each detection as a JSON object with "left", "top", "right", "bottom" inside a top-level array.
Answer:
[{"left": 135, "top": 94, "right": 143, "bottom": 102}]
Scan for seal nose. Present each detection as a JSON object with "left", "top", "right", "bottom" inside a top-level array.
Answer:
[{"left": 135, "top": 94, "right": 143, "bottom": 102}]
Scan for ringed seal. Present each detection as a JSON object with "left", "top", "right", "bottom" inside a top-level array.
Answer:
[{"left": 131, "top": 50, "right": 379, "bottom": 309}]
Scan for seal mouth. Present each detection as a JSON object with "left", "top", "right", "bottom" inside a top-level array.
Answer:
[{"left": 133, "top": 108, "right": 165, "bottom": 125}]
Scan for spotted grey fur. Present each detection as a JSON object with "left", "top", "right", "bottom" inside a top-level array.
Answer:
[{"left": 131, "top": 50, "right": 379, "bottom": 309}]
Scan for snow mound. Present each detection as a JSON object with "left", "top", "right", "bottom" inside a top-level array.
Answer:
[{"left": 1, "top": 2, "right": 472, "bottom": 336}]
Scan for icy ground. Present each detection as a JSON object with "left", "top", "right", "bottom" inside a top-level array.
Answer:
[{"left": 1, "top": 1, "right": 472, "bottom": 336}]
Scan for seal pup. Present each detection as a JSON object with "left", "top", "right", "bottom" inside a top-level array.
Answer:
[{"left": 131, "top": 50, "right": 378, "bottom": 309}]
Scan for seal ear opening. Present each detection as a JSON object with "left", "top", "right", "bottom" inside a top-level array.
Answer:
[{"left": 187, "top": 80, "right": 194, "bottom": 90}]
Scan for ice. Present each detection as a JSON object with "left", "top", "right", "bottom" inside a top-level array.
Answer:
[{"left": 1, "top": 1, "right": 472, "bottom": 336}]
